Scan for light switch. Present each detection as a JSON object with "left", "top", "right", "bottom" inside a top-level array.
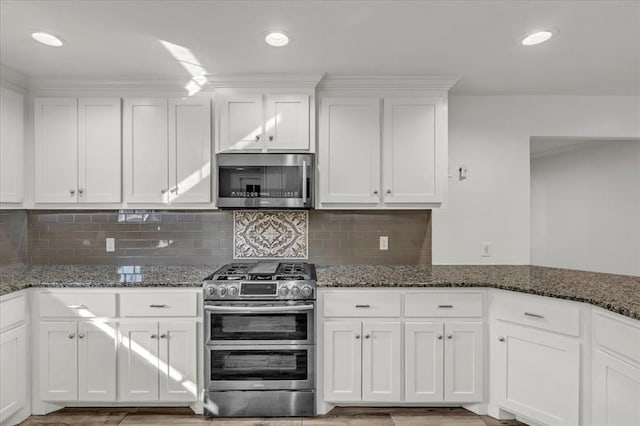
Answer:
[
  {"left": 379, "top": 236, "right": 389, "bottom": 251},
  {"left": 106, "top": 238, "right": 115, "bottom": 252}
]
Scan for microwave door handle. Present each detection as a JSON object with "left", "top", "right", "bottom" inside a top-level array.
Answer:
[
  {"left": 302, "top": 160, "right": 307, "bottom": 201},
  {"left": 204, "top": 304, "right": 315, "bottom": 313}
]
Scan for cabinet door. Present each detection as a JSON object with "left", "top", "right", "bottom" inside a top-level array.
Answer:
[
  {"left": 362, "top": 321, "right": 402, "bottom": 401},
  {"left": 118, "top": 322, "right": 159, "bottom": 401},
  {"left": 265, "top": 94, "right": 309, "bottom": 150},
  {"left": 0, "top": 87, "right": 24, "bottom": 203},
  {"left": 39, "top": 321, "right": 78, "bottom": 401},
  {"left": 218, "top": 94, "right": 263, "bottom": 151},
  {"left": 444, "top": 322, "right": 483, "bottom": 402},
  {"left": 318, "top": 97, "right": 381, "bottom": 205},
  {"left": 494, "top": 322, "right": 579, "bottom": 425},
  {"left": 169, "top": 97, "right": 211, "bottom": 203},
  {"left": 405, "top": 322, "right": 443, "bottom": 402},
  {"left": 78, "top": 321, "right": 117, "bottom": 401},
  {"left": 0, "top": 325, "right": 27, "bottom": 422},
  {"left": 592, "top": 349, "right": 640, "bottom": 426},
  {"left": 78, "top": 98, "right": 121, "bottom": 203},
  {"left": 34, "top": 97, "right": 78, "bottom": 203},
  {"left": 158, "top": 322, "right": 197, "bottom": 401},
  {"left": 382, "top": 97, "right": 444, "bottom": 204},
  {"left": 323, "top": 321, "right": 362, "bottom": 401},
  {"left": 123, "top": 98, "right": 169, "bottom": 203}
]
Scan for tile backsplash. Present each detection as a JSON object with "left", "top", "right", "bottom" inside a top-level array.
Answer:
[
  {"left": 23, "top": 209, "right": 430, "bottom": 266},
  {"left": 0, "top": 210, "right": 28, "bottom": 267},
  {"left": 234, "top": 210, "right": 308, "bottom": 259}
]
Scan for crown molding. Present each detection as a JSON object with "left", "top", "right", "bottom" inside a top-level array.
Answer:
[
  {"left": 317, "top": 75, "right": 459, "bottom": 90},
  {"left": 28, "top": 77, "right": 195, "bottom": 92},
  {"left": 0, "top": 64, "right": 29, "bottom": 91},
  {"left": 207, "top": 73, "right": 325, "bottom": 89}
]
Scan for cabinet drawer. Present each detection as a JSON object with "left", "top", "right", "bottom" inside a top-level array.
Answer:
[
  {"left": 323, "top": 292, "right": 401, "bottom": 317},
  {"left": 593, "top": 312, "right": 640, "bottom": 363},
  {"left": 120, "top": 292, "right": 197, "bottom": 317},
  {"left": 39, "top": 292, "right": 116, "bottom": 317},
  {"left": 404, "top": 292, "right": 483, "bottom": 317},
  {"left": 493, "top": 292, "right": 580, "bottom": 337},
  {"left": 0, "top": 293, "right": 26, "bottom": 331}
]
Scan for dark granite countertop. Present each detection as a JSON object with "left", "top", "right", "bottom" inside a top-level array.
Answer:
[{"left": 1, "top": 264, "right": 638, "bottom": 320}]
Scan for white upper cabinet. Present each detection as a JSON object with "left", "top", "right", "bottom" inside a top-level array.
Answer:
[
  {"left": 382, "top": 97, "right": 445, "bottom": 204},
  {"left": 124, "top": 97, "right": 169, "bottom": 204},
  {"left": 0, "top": 87, "right": 24, "bottom": 204},
  {"left": 318, "top": 97, "right": 381, "bottom": 204},
  {"left": 169, "top": 97, "right": 211, "bottom": 204},
  {"left": 34, "top": 98, "right": 78, "bottom": 203},
  {"left": 317, "top": 82, "right": 451, "bottom": 209},
  {"left": 265, "top": 94, "right": 310, "bottom": 150},
  {"left": 124, "top": 96, "right": 211, "bottom": 205},
  {"left": 35, "top": 97, "right": 121, "bottom": 204},
  {"left": 217, "top": 92, "right": 310, "bottom": 152},
  {"left": 218, "top": 94, "right": 264, "bottom": 151},
  {"left": 78, "top": 98, "right": 122, "bottom": 203}
]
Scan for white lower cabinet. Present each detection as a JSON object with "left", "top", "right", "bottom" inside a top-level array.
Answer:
[
  {"left": 39, "top": 321, "right": 116, "bottom": 402},
  {"left": 592, "top": 349, "right": 640, "bottom": 426},
  {"left": 494, "top": 321, "right": 580, "bottom": 425},
  {"left": 0, "top": 324, "right": 27, "bottom": 423},
  {"left": 118, "top": 321, "right": 197, "bottom": 402},
  {"left": 324, "top": 321, "right": 401, "bottom": 402},
  {"left": 404, "top": 322, "right": 483, "bottom": 403}
]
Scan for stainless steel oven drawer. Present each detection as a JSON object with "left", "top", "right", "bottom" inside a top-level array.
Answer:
[{"left": 205, "top": 390, "right": 315, "bottom": 417}]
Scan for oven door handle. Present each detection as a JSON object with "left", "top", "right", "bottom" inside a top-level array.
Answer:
[{"left": 204, "top": 304, "right": 315, "bottom": 313}]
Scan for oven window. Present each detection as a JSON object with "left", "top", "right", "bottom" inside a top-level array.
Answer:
[
  {"left": 211, "top": 349, "right": 308, "bottom": 381},
  {"left": 210, "top": 313, "right": 308, "bottom": 341}
]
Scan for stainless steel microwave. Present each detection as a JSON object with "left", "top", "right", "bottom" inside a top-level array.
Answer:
[{"left": 216, "top": 153, "right": 314, "bottom": 209}]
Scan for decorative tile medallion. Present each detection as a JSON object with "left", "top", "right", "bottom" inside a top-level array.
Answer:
[{"left": 233, "top": 210, "right": 308, "bottom": 259}]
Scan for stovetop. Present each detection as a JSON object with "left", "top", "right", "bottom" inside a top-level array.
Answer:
[
  {"left": 205, "top": 261, "right": 316, "bottom": 282},
  {"left": 203, "top": 261, "right": 317, "bottom": 300}
]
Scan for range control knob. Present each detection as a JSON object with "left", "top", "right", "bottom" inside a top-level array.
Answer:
[
  {"left": 217, "top": 286, "right": 227, "bottom": 297},
  {"left": 301, "top": 286, "right": 313, "bottom": 297},
  {"left": 207, "top": 286, "right": 216, "bottom": 296},
  {"left": 228, "top": 286, "right": 238, "bottom": 296},
  {"left": 290, "top": 286, "right": 300, "bottom": 297},
  {"left": 279, "top": 286, "right": 289, "bottom": 296}
]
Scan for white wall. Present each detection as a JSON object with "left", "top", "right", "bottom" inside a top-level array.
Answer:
[
  {"left": 530, "top": 140, "right": 640, "bottom": 276},
  {"left": 433, "top": 95, "right": 640, "bottom": 265}
]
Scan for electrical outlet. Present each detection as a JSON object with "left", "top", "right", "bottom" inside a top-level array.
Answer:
[
  {"left": 481, "top": 241, "right": 491, "bottom": 257},
  {"left": 379, "top": 236, "right": 389, "bottom": 251},
  {"left": 106, "top": 238, "right": 115, "bottom": 252}
]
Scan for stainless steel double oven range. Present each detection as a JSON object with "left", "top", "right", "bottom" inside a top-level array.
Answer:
[{"left": 203, "top": 261, "right": 317, "bottom": 417}]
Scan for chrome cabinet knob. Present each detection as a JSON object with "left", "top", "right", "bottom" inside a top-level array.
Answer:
[
  {"left": 151, "top": 334, "right": 158, "bottom": 339},
  {"left": 386, "top": 189, "right": 391, "bottom": 194},
  {"left": 365, "top": 334, "right": 371, "bottom": 339},
  {"left": 78, "top": 333, "right": 85, "bottom": 339},
  {"left": 68, "top": 333, "right": 75, "bottom": 339},
  {"left": 269, "top": 135, "right": 274, "bottom": 141},
  {"left": 437, "top": 335, "right": 443, "bottom": 340},
  {"left": 355, "top": 334, "right": 361, "bottom": 339},
  {"left": 70, "top": 189, "right": 75, "bottom": 196},
  {"left": 160, "top": 334, "right": 167, "bottom": 339},
  {"left": 161, "top": 189, "right": 167, "bottom": 194},
  {"left": 78, "top": 188, "right": 84, "bottom": 195},
  {"left": 447, "top": 334, "right": 453, "bottom": 339},
  {"left": 170, "top": 187, "right": 177, "bottom": 194},
  {"left": 498, "top": 336, "right": 505, "bottom": 342},
  {"left": 255, "top": 135, "right": 260, "bottom": 141},
  {"left": 373, "top": 190, "right": 379, "bottom": 195}
]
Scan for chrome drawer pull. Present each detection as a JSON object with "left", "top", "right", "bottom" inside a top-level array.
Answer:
[
  {"left": 149, "top": 304, "right": 168, "bottom": 308},
  {"left": 355, "top": 304, "right": 370, "bottom": 308},
  {"left": 524, "top": 312, "right": 545, "bottom": 319},
  {"left": 67, "top": 304, "right": 88, "bottom": 310},
  {"left": 438, "top": 304, "right": 454, "bottom": 308}
]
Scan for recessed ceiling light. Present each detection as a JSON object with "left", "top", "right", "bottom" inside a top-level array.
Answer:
[
  {"left": 31, "top": 32, "right": 63, "bottom": 47},
  {"left": 521, "top": 31, "right": 553, "bottom": 46},
  {"left": 265, "top": 31, "right": 290, "bottom": 47}
]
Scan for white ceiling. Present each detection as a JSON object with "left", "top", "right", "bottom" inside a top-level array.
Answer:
[{"left": 1, "top": 0, "right": 638, "bottom": 95}]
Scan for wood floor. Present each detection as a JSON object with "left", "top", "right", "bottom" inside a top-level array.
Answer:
[{"left": 19, "top": 407, "right": 527, "bottom": 426}]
